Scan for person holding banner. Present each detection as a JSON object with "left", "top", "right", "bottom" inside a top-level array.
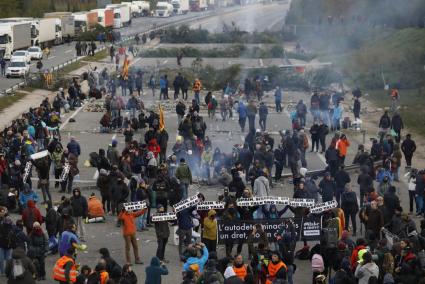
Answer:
[
  {"left": 154, "top": 204, "right": 170, "bottom": 263},
  {"left": 118, "top": 207, "right": 147, "bottom": 265}
]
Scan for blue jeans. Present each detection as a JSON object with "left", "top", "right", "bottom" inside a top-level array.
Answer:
[
  {"left": 287, "top": 264, "right": 294, "bottom": 284},
  {"left": 194, "top": 91, "right": 200, "bottom": 105},
  {"left": 136, "top": 211, "right": 147, "bottom": 230},
  {"left": 180, "top": 183, "right": 189, "bottom": 200},
  {"left": 416, "top": 195, "right": 424, "bottom": 214},
  {"left": 0, "top": 247, "right": 12, "bottom": 273},
  {"left": 130, "top": 108, "right": 137, "bottom": 118}
]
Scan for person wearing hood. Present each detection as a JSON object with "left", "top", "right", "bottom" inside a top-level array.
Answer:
[
  {"left": 53, "top": 247, "right": 79, "bottom": 284},
  {"left": 154, "top": 204, "right": 170, "bottom": 262},
  {"left": 341, "top": 186, "right": 359, "bottom": 236},
  {"left": 5, "top": 247, "right": 36, "bottom": 284},
  {"left": 183, "top": 242, "right": 209, "bottom": 273},
  {"left": 67, "top": 136, "right": 81, "bottom": 157},
  {"left": 318, "top": 172, "right": 336, "bottom": 202},
  {"left": 333, "top": 257, "right": 355, "bottom": 284},
  {"left": 28, "top": 221, "right": 48, "bottom": 280},
  {"left": 202, "top": 210, "right": 218, "bottom": 253},
  {"left": 70, "top": 188, "right": 88, "bottom": 242},
  {"left": 224, "top": 266, "right": 244, "bottom": 284},
  {"left": 354, "top": 251, "right": 379, "bottom": 284},
  {"left": 97, "top": 168, "right": 111, "bottom": 214},
  {"left": 391, "top": 112, "right": 404, "bottom": 143},
  {"left": 13, "top": 220, "right": 30, "bottom": 253},
  {"left": 265, "top": 251, "right": 287, "bottom": 284},
  {"left": 88, "top": 193, "right": 105, "bottom": 219},
  {"left": 19, "top": 183, "right": 39, "bottom": 209},
  {"left": 21, "top": 200, "right": 43, "bottom": 235},
  {"left": 145, "top": 256, "right": 168, "bottom": 284},
  {"left": 119, "top": 263, "right": 138, "bottom": 284}
]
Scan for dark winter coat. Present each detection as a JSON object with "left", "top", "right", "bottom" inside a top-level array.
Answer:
[
  {"left": 391, "top": 114, "right": 404, "bottom": 131},
  {"left": 28, "top": 230, "right": 48, "bottom": 258},
  {"left": 154, "top": 220, "right": 170, "bottom": 239},
  {"left": 379, "top": 114, "right": 391, "bottom": 129},
  {"left": 319, "top": 179, "right": 336, "bottom": 202},
  {"left": 145, "top": 257, "right": 168, "bottom": 284},
  {"left": 335, "top": 169, "right": 351, "bottom": 189},
  {"left": 97, "top": 173, "right": 111, "bottom": 198},
  {"left": 45, "top": 208, "right": 60, "bottom": 236},
  {"left": 401, "top": 138, "right": 416, "bottom": 155},
  {"left": 5, "top": 248, "right": 36, "bottom": 284},
  {"left": 341, "top": 191, "right": 359, "bottom": 214},
  {"left": 70, "top": 188, "right": 88, "bottom": 218}
]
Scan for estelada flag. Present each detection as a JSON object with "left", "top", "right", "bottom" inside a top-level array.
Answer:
[
  {"left": 158, "top": 104, "right": 165, "bottom": 131},
  {"left": 122, "top": 56, "right": 130, "bottom": 80}
]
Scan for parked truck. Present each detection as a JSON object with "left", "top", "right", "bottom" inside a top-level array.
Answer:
[
  {"left": 44, "top": 12, "right": 75, "bottom": 44},
  {"left": 155, "top": 2, "right": 174, "bottom": 17},
  {"left": 91, "top": 8, "right": 114, "bottom": 28},
  {"left": 0, "top": 22, "right": 31, "bottom": 59},
  {"left": 73, "top": 11, "right": 98, "bottom": 34},
  {"left": 172, "top": 0, "right": 190, "bottom": 14},
  {"left": 106, "top": 4, "right": 131, "bottom": 27},
  {"left": 122, "top": 2, "right": 142, "bottom": 17},
  {"left": 190, "top": 0, "right": 208, "bottom": 11},
  {"left": 133, "top": 1, "right": 151, "bottom": 16},
  {"left": 31, "top": 18, "right": 56, "bottom": 48}
]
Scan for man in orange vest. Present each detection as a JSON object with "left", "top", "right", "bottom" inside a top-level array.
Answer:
[
  {"left": 266, "top": 252, "right": 287, "bottom": 284},
  {"left": 232, "top": 254, "right": 253, "bottom": 282},
  {"left": 53, "top": 247, "right": 79, "bottom": 284}
]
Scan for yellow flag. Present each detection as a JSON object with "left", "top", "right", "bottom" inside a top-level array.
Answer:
[
  {"left": 159, "top": 104, "right": 165, "bottom": 131},
  {"left": 122, "top": 56, "right": 130, "bottom": 80}
]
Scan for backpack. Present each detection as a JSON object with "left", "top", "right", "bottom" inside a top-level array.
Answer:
[
  {"left": 12, "top": 259, "right": 25, "bottom": 279},
  {"left": 302, "top": 135, "right": 309, "bottom": 149},
  {"left": 87, "top": 271, "right": 101, "bottom": 284},
  {"left": 311, "top": 254, "right": 324, "bottom": 273}
]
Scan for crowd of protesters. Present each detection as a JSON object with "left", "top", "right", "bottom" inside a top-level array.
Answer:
[{"left": 0, "top": 39, "right": 424, "bottom": 284}]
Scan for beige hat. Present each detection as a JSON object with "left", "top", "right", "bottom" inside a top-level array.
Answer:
[{"left": 33, "top": 221, "right": 41, "bottom": 228}]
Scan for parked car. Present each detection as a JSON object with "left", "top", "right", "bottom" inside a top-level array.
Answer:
[
  {"left": 11, "top": 50, "right": 31, "bottom": 63},
  {"left": 6, "top": 59, "right": 30, "bottom": 78},
  {"left": 27, "top": 46, "right": 43, "bottom": 60}
]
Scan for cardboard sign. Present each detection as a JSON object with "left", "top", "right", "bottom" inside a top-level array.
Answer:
[
  {"left": 309, "top": 200, "right": 338, "bottom": 214},
  {"left": 197, "top": 201, "right": 225, "bottom": 211},
  {"left": 237, "top": 197, "right": 313, "bottom": 207},
  {"left": 173, "top": 193, "right": 200, "bottom": 212},
  {"left": 123, "top": 201, "right": 147, "bottom": 212},
  {"left": 151, "top": 212, "right": 177, "bottom": 222},
  {"left": 267, "top": 196, "right": 291, "bottom": 205}
]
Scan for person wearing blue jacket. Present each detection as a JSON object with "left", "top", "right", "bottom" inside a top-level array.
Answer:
[
  {"left": 182, "top": 243, "right": 209, "bottom": 273},
  {"left": 145, "top": 256, "right": 168, "bottom": 284},
  {"left": 332, "top": 103, "right": 343, "bottom": 131},
  {"left": 274, "top": 86, "right": 282, "bottom": 112},
  {"left": 237, "top": 101, "right": 247, "bottom": 132},
  {"left": 19, "top": 183, "right": 39, "bottom": 209}
]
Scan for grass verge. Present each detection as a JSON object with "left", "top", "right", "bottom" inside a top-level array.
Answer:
[
  {"left": 0, "top": 92, "right": 28, "bottom": 112},
  {"left": 367, "top": 88, "right": 425, "bottom": 137}
]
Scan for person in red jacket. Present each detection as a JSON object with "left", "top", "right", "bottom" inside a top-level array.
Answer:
[
  {"left": 22, "top": 200, "right": 43, "bottom": 235},
  {"left": 118, "top": 207, "right": 146, "bottom": 264},
  {"left": 147, "top": 138, "right": 161, "bottom": 158}
]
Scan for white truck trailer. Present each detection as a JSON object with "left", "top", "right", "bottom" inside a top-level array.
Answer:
[{"left": 0, "top": 22, "right": 31, "bottom": 59}]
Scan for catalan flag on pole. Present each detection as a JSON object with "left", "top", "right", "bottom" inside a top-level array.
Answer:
[
  {"left": 159, "top": 104, "right": 165, "bottom": 131},
  {"left": 122, "top": 56, "right": 130, "bottom": 80}
]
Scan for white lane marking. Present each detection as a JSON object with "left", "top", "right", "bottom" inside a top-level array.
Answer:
[
  {"left": 59, "top": 103, "right": 86, "bottom": 131},
  {"left": 112, "top": 134, "right": 117, "bottom": 141},
  {"left": 163, "top": 59, "right": 168, "bottom": 64},
  {"left": 48, "top": 56, "right": 57, "bottom": 60},
  {"left": 64, "top": 50, "right": 73, "bottom": 54},
  {"left": 259, "top": 58, "right": 264, "bottom": 67}
]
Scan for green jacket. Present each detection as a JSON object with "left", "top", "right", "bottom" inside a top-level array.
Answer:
[{"left": 175, "top": 162, "right": 192, "bottom": 184}]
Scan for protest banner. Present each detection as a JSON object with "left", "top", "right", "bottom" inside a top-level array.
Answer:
[
  {"left": 197, "top": 201, "right": 225, "bottom": 211},
  {"left": 290, "top": 198, "right": 315, "bottom": 208},
  {"left": 23, "top": 161, "right": 32, "bottom": 184},
  {"left": 151, "top": 212, "right": 177, "bottom": 222},
  {"left": 123, "top": 201, "right": 147, "bottom": 212},
  {"left": 30, "top": 150, "right": 49, "bottom": 160},
  {"left": 309, "top": 200, "right": 338, "bottom": 214},
  {"left": 173, "top": 193, "right": 200, "bottom": 212},
  {"left": 217, "top": 216, "right": 322, "bottom": 244}
]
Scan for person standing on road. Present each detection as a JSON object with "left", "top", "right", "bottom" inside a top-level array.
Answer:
[
  {"left": 109, "top": 45, "right": 115, "bottom": 62},
  {"left": 181, "top": 77, "right": 189, "bottom": 100},
  {"left": 318, "top": 121, "right": 329, "bottom": 154},
  {"left": 135, "top": 71, "right": 143, "bottom": 96},
  {"left": 353, "top": 97, "right": 361, "bottom": 120},
  {"left": 391, "top": 112, "right": 404, "bottom": 143},
  {"left": 237, "top": 101, "right": 247, "bottom": 133},
  {"left": 341, "top": 185, "right": 359, "bottom": 236},
  {"left": 335, "top": 166, "right": 351, "bottom": 207},
  {"left": 149, "top": 74, "right": 156, "bottom": 97},
  {"left": 247, "top": 100, "right": 257, "bottom": 132},
  {"left": 309, "top": 121, "right": 320, "bottom": 152},
  {"left": 296, "top": 100, "right": 307, "bottom": 127},
  {"left": 258, "top": 102, "right": 268, "bottom": 131},
  {"left": 336, "top": 134, "right": 350, "bottom": 166},
  {"left": 401, "top": 134, "right": 416, "bottom": 169},
  {"left": 153, "top": 204, "right": 170, "bottom": 262},
  {"left": 70, "top": 188, "right": 87, "bottom": 242},
  {"left": 175, "top": 158, "right": 192, "bottom": 199},
  {"left": 0, "top": 57, "right": 6, "bottom": 76},
  {"left": 118, "top": 207, "right": 146, "bottom": 265},
  {"left": 159, "top": 75, "right": 168, "bottom": 100},
  {"left": 274, "top": 86, "right": 282, "bottom": 112},
  {"left": 192, "top": 78, "right": 202, "bottom": 105},
  {"left": 319, "top": 172, "right": 336, "bottom": 202}
]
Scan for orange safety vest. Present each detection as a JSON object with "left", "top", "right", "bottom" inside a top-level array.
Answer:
[
  {"left": 232, "top": 264, "right": 248, "bottom": 281},
  {"left": 266, "top": 261, "right": 287, "bottom": 284},
  {"left": 100, "top": 270, "right": 109, "bottom": 284},
  {"left": 53, "top": 256, "right": 78, "bottom": 283}
]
